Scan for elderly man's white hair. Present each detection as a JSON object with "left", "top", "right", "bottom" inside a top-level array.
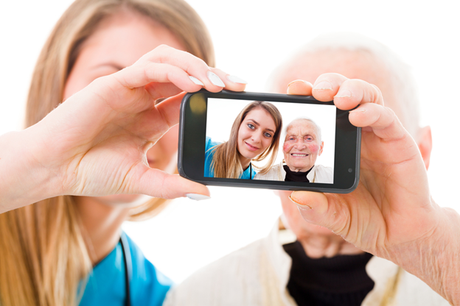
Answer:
[
  {"left": 284, "top": 118, "right": 322, "bottom": 143},
  {"left": 267, "top": 32, "right": 420, "bottom": 136}
]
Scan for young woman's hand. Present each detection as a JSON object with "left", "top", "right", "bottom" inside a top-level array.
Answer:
[
  {"left": 0, "top": 45, "right": 246, "bottom": 213},
  {"left": 286, "top": 75, "right": 460, "bottom": 304}
]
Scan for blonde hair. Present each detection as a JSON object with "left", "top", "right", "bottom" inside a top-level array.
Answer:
[
  {"left": 0, "top": 0, "right": 214, "bottom": 305},
  {"left": 211, "top": 101, "right": 282, "bottom": 178}
]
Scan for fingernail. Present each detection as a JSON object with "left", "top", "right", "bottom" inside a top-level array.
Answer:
[
  {"left": 335, "top": 90, "right": 352, "bottom": 98},
  {"left": 227, "top": 75, "right": 247, "bottom": 84},
  {"left": 313, "top": 81, "right": 332, "bottom": 91},
  {"left": 207, "top": 71, "right": 225, "bottom": 87},
  {"left": 186, "top": 193, "right": 211, "bottom": 201},
  {"left": 289, "top": 195, "right": 312, "bottom": 210},
  {"left": 189, "top": 76, "right": 204, "bottom": 86}
]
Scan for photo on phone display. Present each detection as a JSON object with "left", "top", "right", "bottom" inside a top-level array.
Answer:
[
  {"left": 204, "top": 98, "right": 336, "bottom": 183},
  {"left": 179, "top": 90, "right": 360, "bottom": 193}
]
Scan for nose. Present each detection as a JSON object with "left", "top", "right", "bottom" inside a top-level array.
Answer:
[
  {"left": 293, "top": 138, "right": 306, "bottom": 150},
  {"left": 251, "top": 131, "right": 262, "bottom": 143}
]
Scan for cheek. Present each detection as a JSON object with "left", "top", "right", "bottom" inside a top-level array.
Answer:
[
  {"left": 283, "top": 142, "right": 292, "bottom": 153},
  {"left": 307, "top": 143, "right": 319, "bottom": 153},
  {"left": 262, "top": 137, "right": 273, "bottom": 150}
]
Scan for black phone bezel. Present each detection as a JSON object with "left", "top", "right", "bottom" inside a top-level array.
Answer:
[{"left": 178, "top": 90, "right": 361, "bottom": 193}]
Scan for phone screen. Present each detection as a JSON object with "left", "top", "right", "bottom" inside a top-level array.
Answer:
[
  {"left": 179, "top": 90, "right": 360, "bottom": 193},
  {"left": 205, "top": 98, "right": 336, "bottom": 183}
]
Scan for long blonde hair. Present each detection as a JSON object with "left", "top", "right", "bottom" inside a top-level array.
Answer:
[
  {"left": 0, "top": 0, "right": 214, "bottom": 305},
  {"left": 211, "top": 101, "right": 282, "bottom": 178}
]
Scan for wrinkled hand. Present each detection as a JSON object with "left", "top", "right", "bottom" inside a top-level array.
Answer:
[
  {"left": 286, "top": 75, "right": 460, "bottom": 304},
  {"left": 0, "top": 45, "right": 245, "bottom": 212}
]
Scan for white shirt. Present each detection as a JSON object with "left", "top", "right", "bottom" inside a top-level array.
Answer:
[
  {"left": 163, "top": 223, "right": 449, "bottom": 306},
  {"left": 255, "top": 163, "right": 333, "bottom": 183}
]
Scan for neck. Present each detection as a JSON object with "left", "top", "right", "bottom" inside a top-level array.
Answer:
[
  {"left": 74, "top": 197, "right": 131, "bottom": 265},
  {"left": 239, "top": 155, "right": 251, "bottom": 170},
  {"left": 297, "top": 231, "right": 364, "bottom": 258}
]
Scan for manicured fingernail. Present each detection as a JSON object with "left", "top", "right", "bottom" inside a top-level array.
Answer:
[
  {"left": 189, "top": 76, "right": 204, "bottom": 86},
  {"left": 289, "top": 195, "right": 312, "bottom": 210},
  {"left": 335, "top": 90, "right": 352, "bottom": 98},
  {"left": 227, "top": 75, "right": 247, "bottom": 84},
  {"left": 207, "top": 71, "right": 225, "bottom": 87},
  {"left": 186, "top": 193, "right": 211, "bottom": 201},
  {"left": 313, "top": 81, "right": 332, "bottom": 90}
]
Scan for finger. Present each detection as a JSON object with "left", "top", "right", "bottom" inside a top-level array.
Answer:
[
  {"left": 155, "top": 91, "right": 187, "bottom": 127},
  {"left": 140, "top": 45, "right": 225, "bottom": 92},
  {"left": 120, "top": 92, "right": 185, "bottom": 141},
  {"left": 116, "top": 62, "right": 204, "bottom": 99},
  {"left": 349, "top": 103, "right": 406, "bottom": 140},
  {"left": 333, "top": 80, "right": 384, "bottom": 111},
  {"left": 286, "top": 80, "right": 313, "bottom": 95},
  {"left": 311, "top": 73, "right": 348, "bottom": 101},
  {"left": 135, "top": 167, "right": 210, "bottom": 199},
  {"left": 211, "top": 68, "right": 247, "bottom": 92},
  {"left": 289, "top": 191, "right": 355, "bottom": 239},
  {"left": 312, "top": 74, "right": 384, "bottom": 111},
  {"left": 289, "top": 190, "right": 381, "bottom": 252},
  {"left": 288, "top": 191, "right": 352, "bottom": 240}
]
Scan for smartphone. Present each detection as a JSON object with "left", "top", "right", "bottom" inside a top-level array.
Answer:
[{"left": 178, "top": 90, "right": 360, "bottom": 193}]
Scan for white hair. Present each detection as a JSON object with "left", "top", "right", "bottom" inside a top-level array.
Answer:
[
  {"left": 267, "top": 32, "right": 420, "bottom": 136},
  {"left": 285, "top": 118, "right": 322, "bottom": 143}
]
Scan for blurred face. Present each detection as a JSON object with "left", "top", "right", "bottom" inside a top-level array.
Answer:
[
  {"left": 63, "top": 10, "right": 185, "bottom": 204},
  {"left": 283, "top": 120, "right": 324, "bottom": 172},
  {"left": 237, "top": 107, "right": 276, "bottom": 165}
]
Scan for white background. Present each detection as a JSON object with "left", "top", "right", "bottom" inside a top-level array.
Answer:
[{"left": 1, "top": 0, "right": 459, "bottom": 283}]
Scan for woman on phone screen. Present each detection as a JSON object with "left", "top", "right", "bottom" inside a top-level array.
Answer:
[{"left": 205, "top": 101, "right": 282, "bottom": 179}]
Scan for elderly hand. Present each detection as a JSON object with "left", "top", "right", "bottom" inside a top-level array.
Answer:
[
  {"left": 286, "top": 75, "right": 460, "bottom": 304},
  {"left": 0, "top": 45, "right": 245, "bottom": 213}
]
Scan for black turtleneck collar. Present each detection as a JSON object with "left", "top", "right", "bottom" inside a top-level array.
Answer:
[{"left": 283, "top": 165, "right": 313, "bottom": 182}]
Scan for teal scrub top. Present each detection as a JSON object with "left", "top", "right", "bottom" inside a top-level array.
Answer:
[
  {"left": 79, "top": 233, "right": 172, "bottom": 306},
  {"left": 204, "top": 137, "right": 256, "bottom": 179}
]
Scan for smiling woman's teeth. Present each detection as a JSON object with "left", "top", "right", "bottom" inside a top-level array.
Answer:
[{"left": 292, "top": 153, "right": 307, "bottom": 157}]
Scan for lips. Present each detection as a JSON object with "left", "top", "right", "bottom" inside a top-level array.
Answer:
[{"left": 245, "top": 141, "right": 260, "bottom": 151}]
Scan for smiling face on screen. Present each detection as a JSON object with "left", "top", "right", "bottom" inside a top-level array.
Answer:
[
  {"left": 236, "top": 107, "right": 277, "bottom": 167},
  {"left": 283, "top": 119, "right": 324, "bottom": 172}
]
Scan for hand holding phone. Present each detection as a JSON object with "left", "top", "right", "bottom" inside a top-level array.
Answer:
[{"left": 178, "top": 90, "right": 360, "bottom": 193}]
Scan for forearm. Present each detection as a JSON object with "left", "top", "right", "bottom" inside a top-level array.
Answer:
[
  {"left": 392, "top": 205, "right": 460, "bottom": 305},
  {"left": 0, "top": 128, "right": 59, "bottom": 213}
]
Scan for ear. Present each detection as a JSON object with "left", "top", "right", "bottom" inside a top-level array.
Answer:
[
  {"left": 318, "top": 141, "right": 325, "bottom": 156},
  {"left": 417, "top": 126, "right": 432, "bottom": 170}
]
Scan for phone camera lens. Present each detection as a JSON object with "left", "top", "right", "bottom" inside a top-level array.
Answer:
[{"left": 348, "top": 168, "right": 353, "bottom": 173}]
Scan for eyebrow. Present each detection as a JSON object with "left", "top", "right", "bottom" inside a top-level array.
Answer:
[
  {"left": 92, "top": 62, "right": 125, "bottom": 71},
  {"left": 247, "top": 119, "right": 275, "bottom": 133}
]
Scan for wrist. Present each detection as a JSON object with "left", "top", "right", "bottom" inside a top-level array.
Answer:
[
  {"left": 391, "top": 202, "right": 460, "bottom": 304},
  {"left": 0, "top": 128, "right": 61, "bottom": 212}
]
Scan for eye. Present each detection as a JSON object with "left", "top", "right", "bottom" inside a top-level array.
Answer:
[
  {"left": 305, "top": 136, "right": 313, "bottom": 142},
  {"left": 264, "top": 132, "right": 273, "bottom": 138},
  {"left": 247, "top": 123, "right": 255, "bottom": 130}
]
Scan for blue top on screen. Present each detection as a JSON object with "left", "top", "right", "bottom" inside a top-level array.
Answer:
[{"left": 204, "top": 137, "right": 256, "bottom": 179}]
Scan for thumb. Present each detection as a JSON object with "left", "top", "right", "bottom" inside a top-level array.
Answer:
[
  {"left": 136, "top": 168, "right": 210, "bottom": 200},
  {"left": 289, "top": 191, "right": 350, "bottom": 236}
]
